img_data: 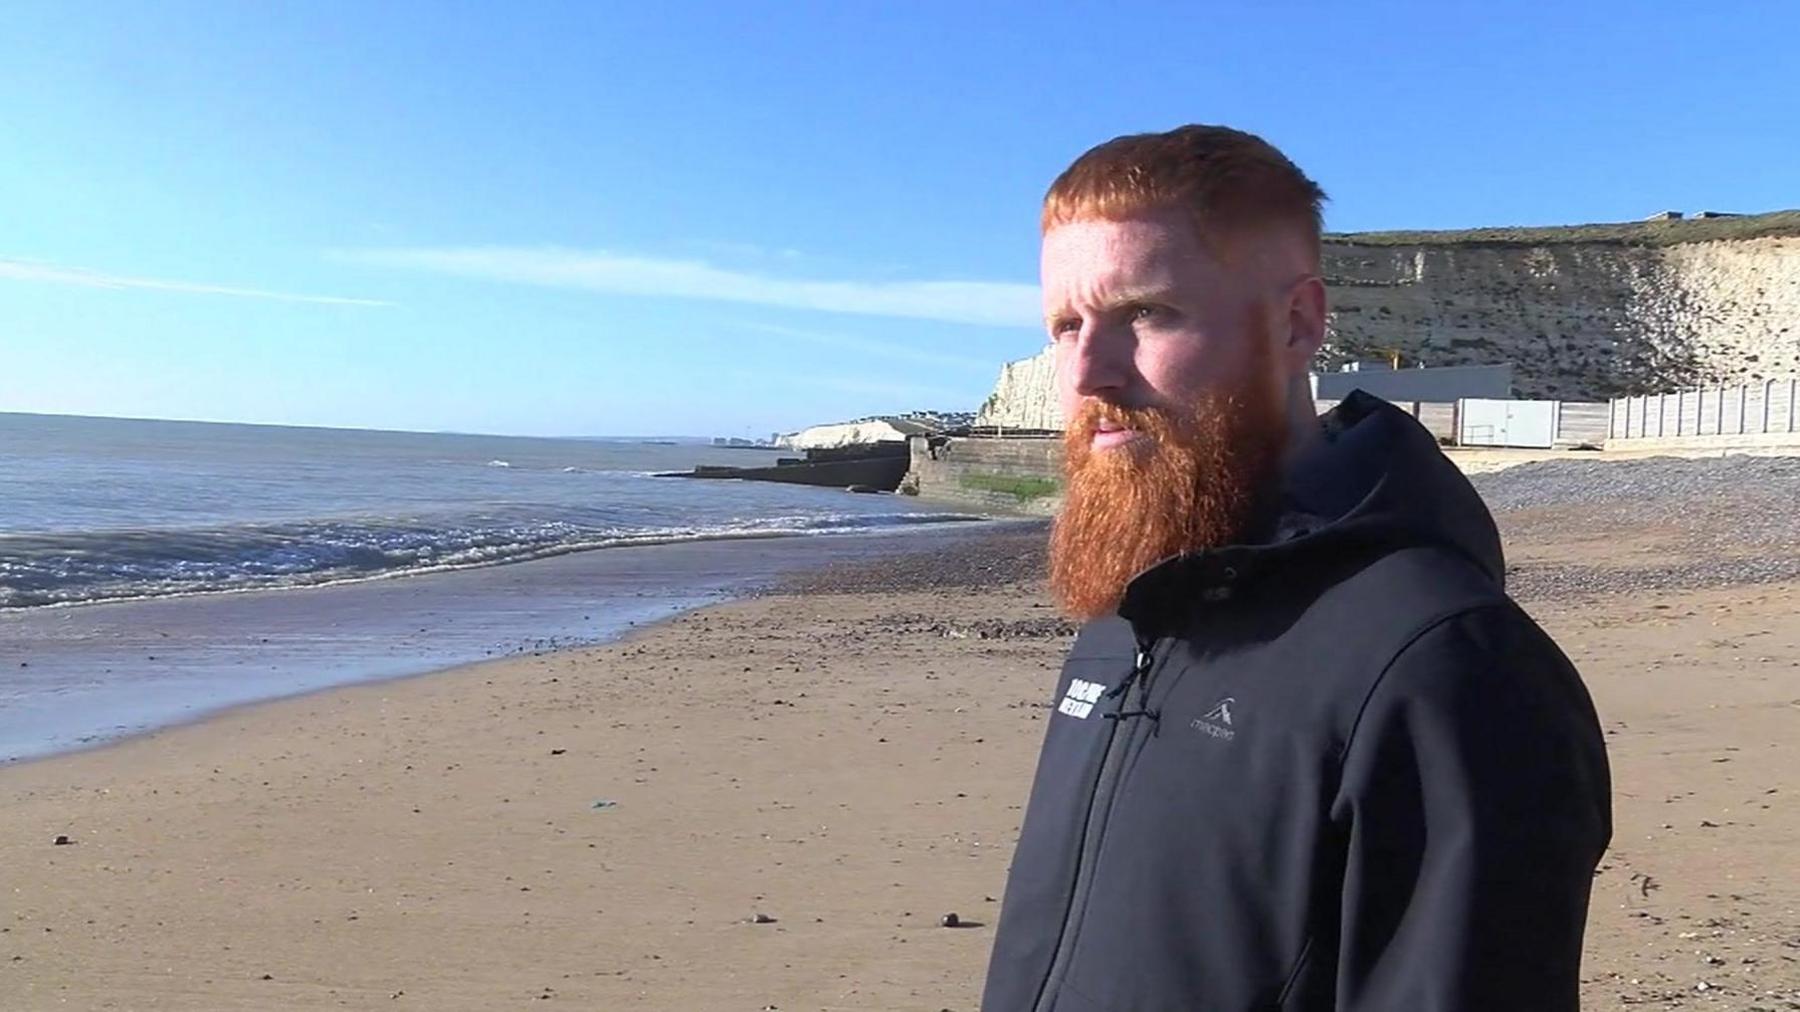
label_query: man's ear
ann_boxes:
[1284,274,1327,371]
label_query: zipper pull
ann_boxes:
[1134,645,1153,675]
[1105,645,1155,702]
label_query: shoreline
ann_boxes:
[2,521,1054,774]
[0,512,995,613]
[0,520,1032,765]
[0,596,705,775]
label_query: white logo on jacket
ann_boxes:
[1057,678,1107,719]
[1193,697,1236,740]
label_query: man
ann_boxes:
[981,126,1612,1011]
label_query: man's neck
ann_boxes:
[1280,375,1325,469]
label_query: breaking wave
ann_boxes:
[0,509,986,609]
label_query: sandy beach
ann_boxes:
[4,473,1799,1009]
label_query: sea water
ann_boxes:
[0,412,990,760]
[0,412,977,608]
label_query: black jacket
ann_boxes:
[982,393,1612,1012]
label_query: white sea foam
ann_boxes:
[0,510,991,609]
[0,413,995,612]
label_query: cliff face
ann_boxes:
[1324,235,1800,399]
[976,215,1800,424]
[976,348,1062,429]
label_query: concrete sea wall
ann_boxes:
[902,435,1063,516]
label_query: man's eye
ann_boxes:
[1050,319,1081,339]
[1130,304,1161,322]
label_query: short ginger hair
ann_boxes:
[1042,125,1327,266]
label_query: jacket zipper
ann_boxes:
[1028,640,1158,1012]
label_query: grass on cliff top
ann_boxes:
[1331,209,1800,248]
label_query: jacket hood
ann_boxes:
[1120,391,1504,627]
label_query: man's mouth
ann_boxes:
[1091,419,1143,450]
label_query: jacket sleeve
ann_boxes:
[1330,605,1612,1012]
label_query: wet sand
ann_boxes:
[0,524,1014,763]
[2,522,1797,1008]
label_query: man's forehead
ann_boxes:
[1040,215,1212,301]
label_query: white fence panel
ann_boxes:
[1607,376,1800,446]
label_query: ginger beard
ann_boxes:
[1049,360,1286,621]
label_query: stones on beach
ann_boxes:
[866,614,1078,642]
[939,912,961,928]
[1476,456,1800,602]
[51,834,73,846]
[549,748,566,755]
[749,912,777,924]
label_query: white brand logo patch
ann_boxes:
[1057,678,1107,719]
[1192,697,1236,741]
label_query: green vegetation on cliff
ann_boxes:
[959,472,1061,502]
[1332,209,1800,248]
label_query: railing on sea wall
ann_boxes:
[1609,377,1800,443]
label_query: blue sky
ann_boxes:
[3,2,1795,437]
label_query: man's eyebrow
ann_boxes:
[1101,286,1181,307]
[1044,286,1182,323]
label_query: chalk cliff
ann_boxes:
[976,349,1061,430]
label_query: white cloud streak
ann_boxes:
[0,258,392,307]
[338,246,1039,328]
[737,321,1002,373]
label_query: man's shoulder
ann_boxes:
[1210,543,1542,733]
[1293,542,1516,664]
[1343,541,1507,611]
[1332,553,1593,758]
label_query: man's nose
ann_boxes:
[1066,323,1134,399]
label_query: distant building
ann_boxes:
[1312,362,1514,402]
[903,409,977,430]
[1645,210,1684,221]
